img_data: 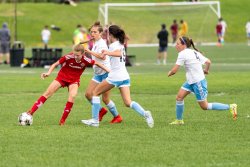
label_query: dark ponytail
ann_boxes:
[180,36,201,53]
[108,25,126,44]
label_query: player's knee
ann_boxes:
[176,96,183,101]
[102,97,109,104]
[200,105,208,110]
[85,92,92,100]
[124,100,132,107]
[124,102,130,107]
[92,90,101,96]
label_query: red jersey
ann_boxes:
[56,53,95,83]
[216,24,222,34]
[170,23,178,35]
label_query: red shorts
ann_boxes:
[55,78,80,88]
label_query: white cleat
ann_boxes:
[81,119,99,127]
[145,111,154,128]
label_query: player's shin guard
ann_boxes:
[28,96,47,115]
[176,100,184,120]
[207,103,230,110]
[60,101,74,125]
[107,100,119,117]
[130,101,145,117]
[92,96,101,121]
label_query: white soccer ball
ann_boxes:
[18,112,33,126]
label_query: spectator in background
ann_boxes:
[0,22,11,64]
[216,20,223,46]
[41,25,51,49]
[245,20,250,46]
[59,0,77,7]
[170,19,178,44]
[157,24,169,65]
[102,24,109,45]
[79,27,89,49]
[73,24,82,45]
[179,19,188,37]
[219,17,227,44]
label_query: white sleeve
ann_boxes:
[96,42,108,54]
[176,52,185,66]
[197,52,208,65]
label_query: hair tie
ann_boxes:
[180,37,187,45]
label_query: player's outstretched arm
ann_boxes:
[41,61,60,79]
[203,59,211,75]
[85,48,105,60]
[168,64,180,77]
[102,49,121,57]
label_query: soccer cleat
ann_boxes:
[230,104,237,120]
[99,107,108,121]
[169,119,184,125]
[110,115,123,124]
[145,111,154,128]
[81,119,99,127]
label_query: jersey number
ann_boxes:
[194,51,200,61]
[120,48,126,62]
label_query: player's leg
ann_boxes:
[157,48,162,65]
[5,53,10,64]
[193,79,237,119]
[198,100,237,120]
[0,44,4,64]
[170,81,192,125]
[119,85,154,128]
[4,44,10,64]
[28,80,61,115]
[102,91,122,123]
[81,80,114,127]
[163,48,167,65]
[86,74,111,121]
[59,83,78,125]
[170,88,190,125]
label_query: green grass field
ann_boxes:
[0,0,249,47]
[1,45,250,167]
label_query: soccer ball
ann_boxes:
[18,112,33,126]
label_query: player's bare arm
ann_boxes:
[168,64,180,77]
[102,49,121,57]
[41,61,60,79]
[203,59,211,74]
[85,48,105,60]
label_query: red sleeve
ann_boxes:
[59,55,66,64]
[83,56,95,66]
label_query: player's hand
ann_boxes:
[203,69,209,75]
[84,48,90,53]
[101,50,108,55]
[100,53,106,60]
[41,73,49,80]
[168,71,173,77]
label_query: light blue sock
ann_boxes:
[207,103,229,110]
[92,96,101,121]
[176,100,184,120]
[130,101,145,117]
[107,100,118,117]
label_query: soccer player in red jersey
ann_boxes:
[216,21,223,46]
[23,44,110,125]
[170,19,178,44]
